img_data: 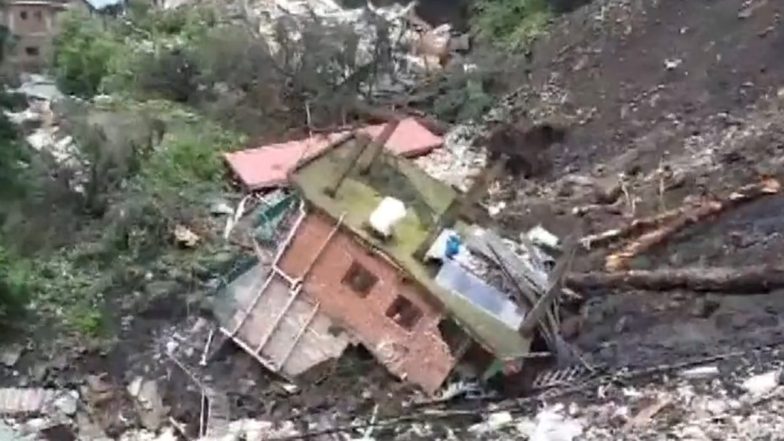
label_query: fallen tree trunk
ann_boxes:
[605,177,781,271]
[567,266,784,294]
[580,208,682,249]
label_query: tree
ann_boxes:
[53,12,120,97]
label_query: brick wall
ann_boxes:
[278,212,457,393]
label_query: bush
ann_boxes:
[54,12,123,97]
[472,0,552,48]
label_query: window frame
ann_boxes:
[385,295,422,330]
[341,260,378,297]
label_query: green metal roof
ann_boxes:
[290,138,531,360]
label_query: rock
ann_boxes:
[679,365,720,380]
[209,199,235,216]
[527,405,583,441]
[742,370,781,396]
[127,377,143,398]
[664,58,683,71]
[592,176,622,204]
[469,411,514,433]
[133,379,167,431]
[53,390,79,416]
[0,345,25,368]
[173,224,199,248]
[28,363,48,382]
[690,297,720,318]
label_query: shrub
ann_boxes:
[472,0,552,48]
[54,12,123,97]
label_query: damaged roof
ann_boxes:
[224,118,443,190]
[290,137,531,360]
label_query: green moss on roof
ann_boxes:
[291,139,531,360]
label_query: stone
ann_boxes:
[592,176,622,204]
[53,390,79,416]
[742,370,781,397]
[134,379,167,431]
[0,345,24,368]
[127,377,143,398]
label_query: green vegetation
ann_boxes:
[472,0,553,48]
[3,7,253,339]
[0,246,31,331]
[54,14,123,97]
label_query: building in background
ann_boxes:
[0,0,124,71]
[0,0,69,70]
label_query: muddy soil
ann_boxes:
[495,0,784,372]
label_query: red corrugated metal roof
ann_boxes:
[224,118,443,191]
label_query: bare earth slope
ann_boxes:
[493,0,784,389]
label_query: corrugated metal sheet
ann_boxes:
[224,118,443,191]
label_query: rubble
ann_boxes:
[742,370,781,397]
[52,391,79,416]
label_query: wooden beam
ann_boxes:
[324,133,373,197]
[358,120,400,174]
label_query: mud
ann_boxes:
[495,0,784,376]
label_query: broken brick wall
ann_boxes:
[278,212,457,393]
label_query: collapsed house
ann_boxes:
[215,123,564,394]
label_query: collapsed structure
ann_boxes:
[215,122,566,393]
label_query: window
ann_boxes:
[438,319,470,356]
[341,261,377,297]
[19,10,28,20]
[34,10,43,21]
[386,296,422,330]
[24,47,39,57]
